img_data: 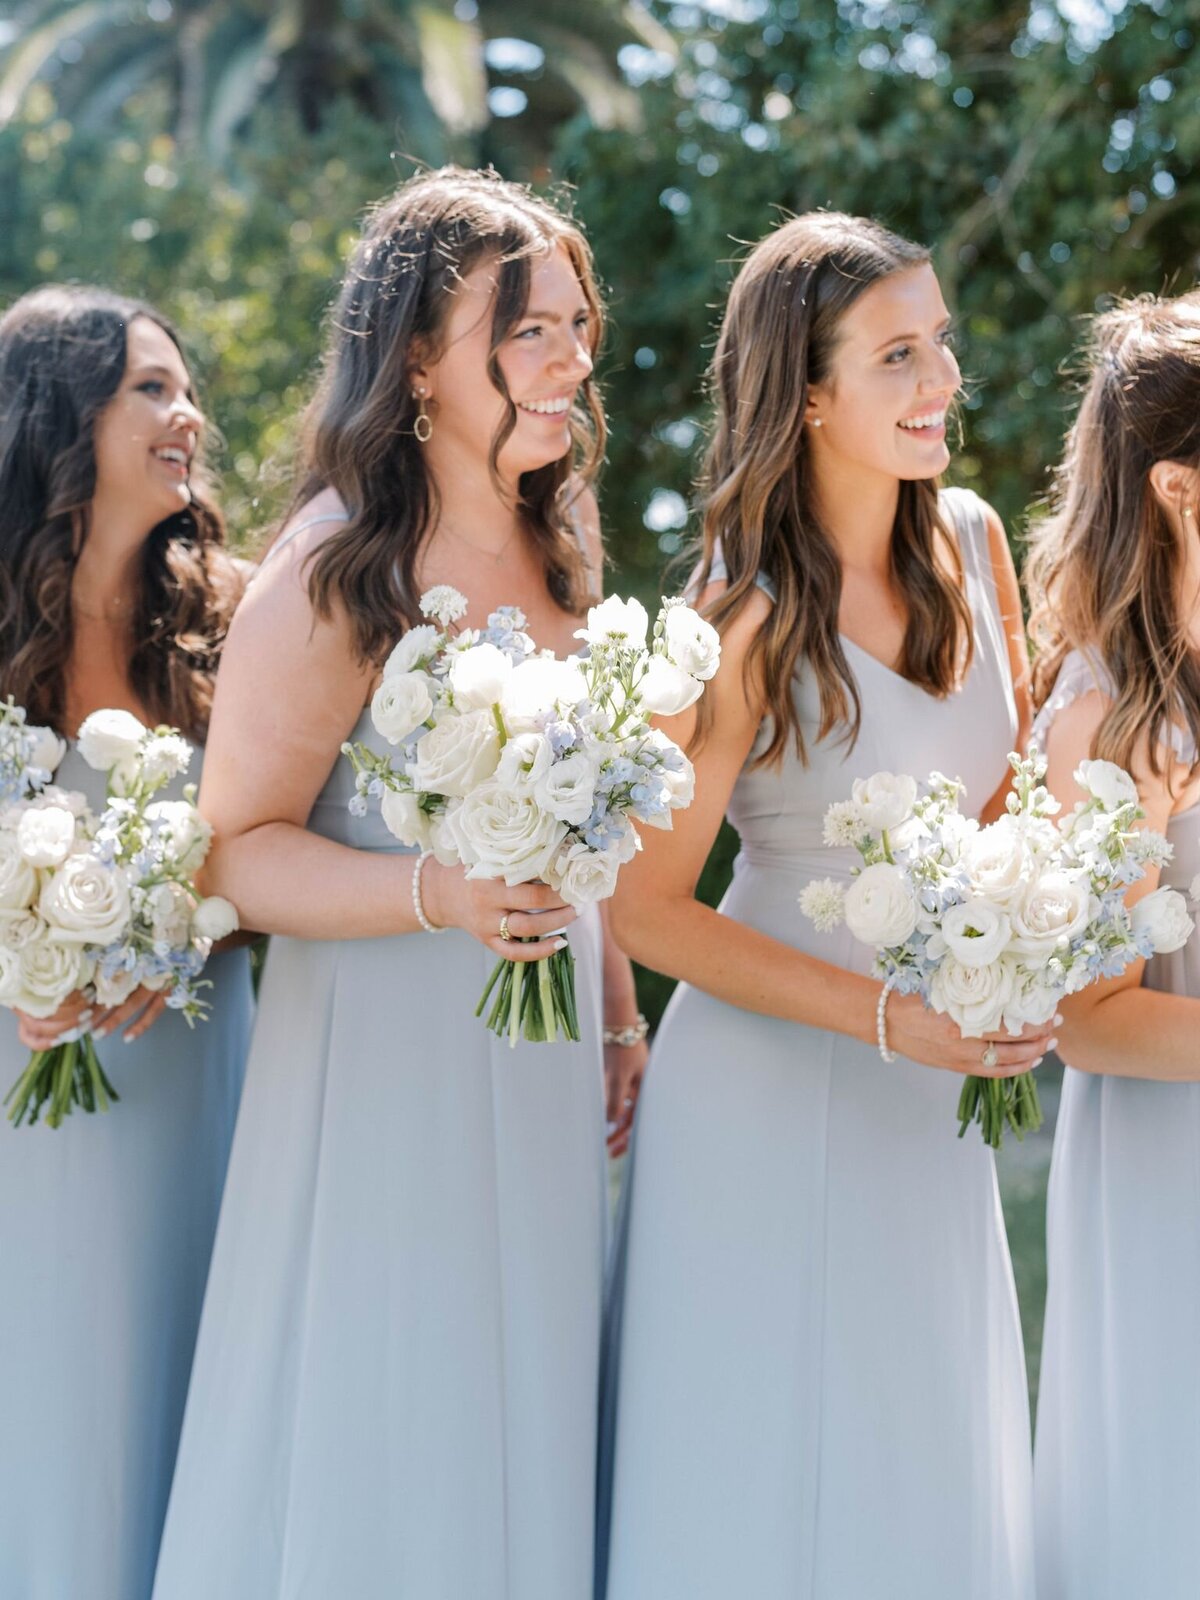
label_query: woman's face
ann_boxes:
[807,262,960,483]
[418,243,595,484]
[91,316,204,525]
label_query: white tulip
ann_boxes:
[1132,887,1195,955]
[501,657,588,732]
[1076,758,1139,811]
[76,708,146,771]
[851,772,918,833]
[638,656,703,718]
[662,604,721,680]
[575,595,650,649]
[449,642,512,710]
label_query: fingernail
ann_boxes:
[553,938,568,951]
[1033,1056,1044,1068]
[79,1009,94,1027]
[1048,1037,1059,1051]
[1054,1012,1064,1026]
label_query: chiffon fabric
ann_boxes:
[1034,649,1200,1600]
[0,745,252,1600]
[152,705,608,1600]
[598,488,1035,1600]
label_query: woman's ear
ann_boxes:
[1148,458,1200,520]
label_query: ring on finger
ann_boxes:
[981,1043,998,1070]
[499,913,512,943]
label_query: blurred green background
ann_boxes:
[3,0,1194,1406]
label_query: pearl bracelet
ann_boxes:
[411,850,444,935]
[603,1013,649,1048]
[876,975,898,1063]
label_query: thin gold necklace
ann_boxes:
[439,518,520,565]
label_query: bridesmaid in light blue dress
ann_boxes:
[599,215,1053,1599]
[0,287,252,1600]
[1028,292,1200,1600]
[152,169,645,1600]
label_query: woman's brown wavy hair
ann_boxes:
[290,166,606,664]
[1027,291,1200,781]
[693,211,972,768]
[0,284,241,741]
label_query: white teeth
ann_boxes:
[898,412,945,431]
[153,447,188,465]
[518,397,571,416]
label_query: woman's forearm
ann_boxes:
[599,902,642,1026]
[1057,985,1200,1081]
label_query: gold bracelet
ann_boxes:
[603,1013,649,1048]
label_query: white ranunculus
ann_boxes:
[501,657,588,732]
[533,750,597,826]
[495,733,553,795]
[843,862,919,948]
[76,708,146,772]
[26,725,66,775]
[929,956,1016,1039]
[963,816,1033,907]
[411,710,501,797]
[384,624,440,678]
[16,804,78,868]
[449,642,512,711]
[39,855,131,947]
[139,731,192,786]
[1008,871,1092,965]
[936,897,1013,969]
[146,800,212,872]
[451,780,568,886]
[1076,758,1139,811]
[371,672,434,745]
[0,830,39,911]
[545,839,622,906]
[93,965,140,1008]
[638,656,704,718]
[15,938,92,1018]
[1132,887,1195,955]
[192,895,239,942]
[148,881,194,948]
[850,772,919,833]
[379,789,432,850]
[575,594,650,649]
[662,604,721,680]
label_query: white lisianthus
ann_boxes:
[1132,887,1195,954]
[411,710,501,797]
[148,881,194,948]
[380,788,432,850]
[533,750,597,826]
[139,731,192,786]
[935,897,1013,970]
[496,732,553,795]
[929,956,1015,1038]
[963,816,1034,907]
[39,855,131,946]
[1076,758,1139,811]
[371,672,434,745]
[843,862,919,947]
[575,595,649,649]
[384,625,441,677]
[799,878,847,933]
[638,656,704,717]
[501,657,588,732]
[93,965,141,1008]
[662,604,721,680]
[16,804,77,868]
[15,939,92,1018]
[146,800,212,873]
[26,725,66,775]
[449,642,512,710]
[192,895,239,942]
[1008,871,1092,965]
[545,839,622,906]
[77,708,146,772]
[850,772,918,832]
[451,780,568,886]
[419,585,469,627]
[0,830,39,911]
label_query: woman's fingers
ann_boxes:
[121,992,168,1042]
[495,907,574,941]
[93,987,169,1042]
[486,932,569,963]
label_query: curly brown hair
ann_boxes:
[0,284,243,741]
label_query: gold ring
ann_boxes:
[981,1043,998,1070]
[499,914,512,942]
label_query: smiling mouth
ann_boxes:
[897,411,947,434]
[152,445,191,475]
[517,396,573,417]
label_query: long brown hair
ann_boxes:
[294,166,606,666]
[1027,292,1200,780]
[0,285,242,741]
[694,211,972,768]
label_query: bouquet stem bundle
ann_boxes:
[476,943,579,1044]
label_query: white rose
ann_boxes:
[0,829,39,911]
[545,839,622,906]
[26,725,66,775]
[379,789,432,850]
[935,897,1013,970]
[451,780,568,886]
[146,800,212,873]
[139,731,192,786]
[411,710,501,797]
[929,957,1015,1039]
[449,642,512,710]
[638,656,704,718]
[427,804,463,868]
[1076,758,1139,811]
[662,604,721,680]
[192,895,239,942]
[495,733,553,795]
[371,672,434,745]
[1132,887,1195,955]
[575,594,649,649]
[1003,971,1061,1032]
[963,816,1034,907]
[39,855,131,947]
[17,804,78,868]
[384,624,440,677]
[1008,871,1092,965]
[93,964,140,1008]
[76,708,147,771]
[0,910,45,950]
[850,772,919,833]
[15,938,92,1018]
[532,750,598,826]
[500,657,588,732]
[843,862,919,948]
[0,944,23,1005]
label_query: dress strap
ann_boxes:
[1034,647,1200,767]
[257,511,350,572]
[690,538,777,602]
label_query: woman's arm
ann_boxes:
[608,585,1053,1077]
[1041,688,1200,1080]
[980,500,1034,823]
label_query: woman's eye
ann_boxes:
[884,346,911,365]
[516,325,542,340]
[138,380,165,395]
[939,327,956,347]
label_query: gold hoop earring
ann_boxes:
[413,392,433,444]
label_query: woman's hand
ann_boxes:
[421,860,578,960]
[16,985,170,1050]
[605,1037,648,1159]
[887,992,1059,1077]
[15,991,93,1052]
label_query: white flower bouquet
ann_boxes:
[801,750,1194,1147]
[345,585,719,1044]
[0,700,238,1128]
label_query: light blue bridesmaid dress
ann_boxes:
[0,742,252,1600]
[1034,650,1200,1600]
[598,489,1035,1600]
[152,523,609,1600]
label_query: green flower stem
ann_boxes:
[476,944,580,1047]
[3,1035,119,1130]
[957,1067,1044,1150]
